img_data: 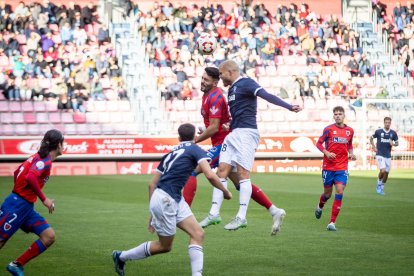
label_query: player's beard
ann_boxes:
[201,84,212,93]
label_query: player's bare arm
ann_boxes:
[348,150,357,161]
[199,160,232,200]
[369,136,377,152]
[195,118,220,143]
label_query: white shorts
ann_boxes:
[376,155,391,172]
[219,128,260,171]
[149,188,193,237]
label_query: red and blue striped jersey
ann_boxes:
[201,87,230,146]
[316,124,354,171]
[13,153,52,203]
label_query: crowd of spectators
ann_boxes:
[0,0,127,113]
[130,1,378,103]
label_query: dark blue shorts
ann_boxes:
[322,170,349,187]
[0,193,50,241]
[207,144,222,169]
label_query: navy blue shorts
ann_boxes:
[0,193,50,241]
[322,170,348,187]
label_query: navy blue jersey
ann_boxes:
[227,77,261,130]
[156,142,210,202]
[372,128,399,158]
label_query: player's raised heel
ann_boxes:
[112,250,125,276]
[199,214,221,228]
[271,209,286,236]
[315,206,323,219]
[326,222,337,231]
[224,217,247,231]
[6,262,24,276]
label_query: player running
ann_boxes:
[112,123,232,276]
[183,66,291,235]
[315,106,356,231]
[0,129,64,276]
[369,117,399,195]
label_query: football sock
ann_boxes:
[251,184,273,209]
[330,194,343,223]
[188,244,203,276]
[183,174,198,207]
[236,179,252,219]
[120,241,151,261]
[268,205,279,216]
[318,194,329,209]
[209,178,227,216]
[377,179,383,185]
[16,239,47,266]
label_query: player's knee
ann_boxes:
[159,244,172,253]
[194,228,205,243]
[40,228,56,247]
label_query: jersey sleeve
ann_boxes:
[156,155,168,174]
[193,145,210,164]
[247,78,263,96]
[348,129,354,151]
[316,127,329,152]
[371,129,378,139]
[392,130,399,142]
[208,94,225,119]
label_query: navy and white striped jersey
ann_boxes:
[156,142,210,202]
[372,128,399,158]
[227,77,261,130]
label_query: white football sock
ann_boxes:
[377,179,383,185]
[268,205,279,216]
[236,179,252,220]
[188,244,203,276]
[209,178,227,216]
[120,241,151,261]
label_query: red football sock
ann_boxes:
[183,175,197,207]
[16,239,47,266]
[318,194,329,209]
[250,184,273,209]
[330,194,343,223]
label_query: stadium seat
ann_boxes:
[49,112,61,124]
[21,101,34,112]
[101,124,114,134]
[0,101,8,112]
[73,113,86,123]
[33,101,46,112]
[172,100,185,111]
[12,113,24,123]
[109,112,123,123]
[89,124,102,135]
[24,113,37,124]
[9,102,21,112]
[64,124,77,135]
[94,101,107,112]
[0,124,14,136]
[97,112,110,123]
[14,124,27,135]
[60,112,74,124]
[86,112,98,123]
[36,113,49,124]
[107,101,119,112]
[45,102,58,112]
[118,101,130,111]
[27,124,41,136]
[76,124,90,135]
[184,100,197,111]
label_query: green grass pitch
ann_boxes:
[0,170,413,275]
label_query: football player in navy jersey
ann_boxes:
[112,123,232,276]
[216,60,302,231]
[369,117,399,195]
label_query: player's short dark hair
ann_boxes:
[178,123,196,142]
[38,129,64,158]
[333,106,345,113]
[205,67,220,80]
[384,117,392,122]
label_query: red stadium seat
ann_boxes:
[73,112,86,123]
[23,113,37,124]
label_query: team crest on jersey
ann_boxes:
[381,133,384,137]
[346,130,351,136]
[36,161,45,170]
[210,106,219,115]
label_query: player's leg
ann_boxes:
[315,170,334,219]
[376,156,386,193]
[8,210,53,274]
[199,162,232,228]
[380,158,391,194]
[113,189,177,275]
[178,215,204,276]
[327,171,348,231]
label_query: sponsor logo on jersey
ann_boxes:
[333,137,348,143]
[380,138,391,143]
[210,106,219,115]
[228,94,235,101]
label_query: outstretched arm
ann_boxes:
[256,90,302,112]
